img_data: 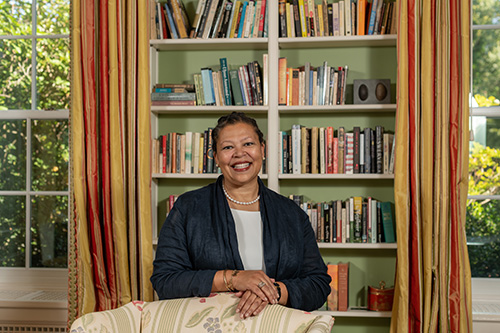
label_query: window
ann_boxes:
[0,0,69,275]
[468,0,500,287]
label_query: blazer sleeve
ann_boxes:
[150,202,217,299]
[280,214,331,311]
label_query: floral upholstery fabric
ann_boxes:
[70,292,334,333]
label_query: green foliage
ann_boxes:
[472,0,500,99]
[467,142,500,277]
[0,0,69,268]
[0,0,69,110]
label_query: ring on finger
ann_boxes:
[257,281,266,288]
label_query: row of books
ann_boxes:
[153,130,267,174]
[279,0,397,38]
[280,125,394,175]
[325,262,349,311]
[152,0,191,39]
[279,59,348,106]
[291,195,395,243]
[151,0,269,40]
[151,56,268,107]
[192,0,269,39]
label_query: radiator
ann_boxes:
[0,325,66,333]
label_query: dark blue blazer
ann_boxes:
[151,176,331,311]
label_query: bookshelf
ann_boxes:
[150,1,397,332]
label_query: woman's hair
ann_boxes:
[212,112,264,153]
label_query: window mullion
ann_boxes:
[26,118,32,268]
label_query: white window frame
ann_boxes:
[0,0,69,290]
[469,16,500,300]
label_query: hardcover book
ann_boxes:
[327,264,339,311]
[338,262,349,311]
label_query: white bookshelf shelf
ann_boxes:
[152,173,268,180]
[151,105,268,114]
[314,309,392,318]
[279,35,397,49]
[150,38,269,51]
[279,174,394,180]
[317,243,397,249]
[278,104,396,113]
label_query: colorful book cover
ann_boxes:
[327,264,339,311]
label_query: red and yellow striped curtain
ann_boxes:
[69,0,154,325]
[391,0,472,332]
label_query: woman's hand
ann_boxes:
[234,290,269,319]
[232,270,279,304]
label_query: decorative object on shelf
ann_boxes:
[353,79,391,104]
[367,281,394,311]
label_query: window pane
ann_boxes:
[0,39,32,110]
[31,195,67,268]
[473,0,500,26]
[0,1,32,35]
[472,29,500,105]
[36,38,70,110]
[32,119,69,191]
[467,199,500,278]
[0,195,26,267]
[0,120,26,190]
[37,0,70,35]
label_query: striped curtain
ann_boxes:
[391,0,472,332]
[69,0,154,325]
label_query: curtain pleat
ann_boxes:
[69,0,154,326]
[391,1,472,332]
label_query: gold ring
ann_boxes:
[258,281,266,288]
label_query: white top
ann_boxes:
[230,208,265,271]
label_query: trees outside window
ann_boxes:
[468,0,500,278]
[0,0,69,269]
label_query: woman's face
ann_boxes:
[214,122,265,187]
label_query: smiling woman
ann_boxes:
[151,112,331,319]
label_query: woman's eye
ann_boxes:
[244,142,254,146]
[222,145,232,150]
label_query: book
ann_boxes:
[227,1,241,38]
[151,100,196,106]
[357,0,367,35]
[380,201,396,243]
[371,198,378,243]
[219,58,232,105]
[229,69,244,105]
[326,126,334,173]
[278,57,287,105]
[375,125,384,173]
[191,0,207,38]
[353,126,360,173]
[367,0,379,35]
[319,127,326,174]
[169,0,190,38]
[151,92,196,101]
[200,68,216,105]
[311,126,319,174]
[292,124,301,174]
[327,264,339,311]
[338,262,349,311]
[353,196,362,242]
[155,83,195,90]
[344,0,352,35]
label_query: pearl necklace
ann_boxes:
[222,184,260,205]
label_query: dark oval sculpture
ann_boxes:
[359,84,368,101]
[375,83,388,101]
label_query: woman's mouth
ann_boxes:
[232,162,251,171]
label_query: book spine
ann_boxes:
[381,202,396,242]
[327,264,339,311]
[376,125,384,173]
[200,68,216,105]
[338,262,349,311]
[219,57,233,105]
[353,126,360,173]
[353,196,362,242]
